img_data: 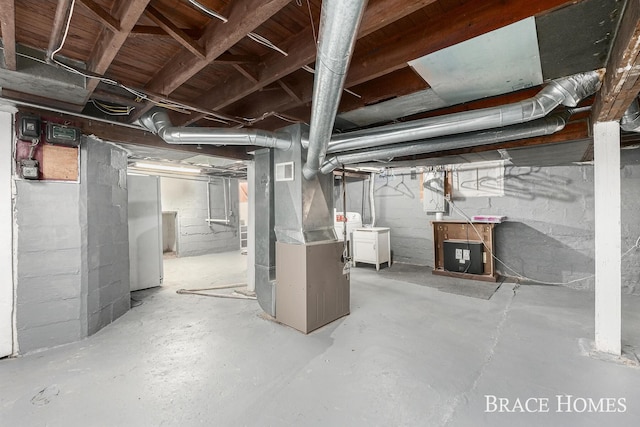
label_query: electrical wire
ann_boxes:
[187,0,228,22]
[90,99,134,116]
[306,0,317,43]
[45,0,247,126]
[247,32,288,56]
[447,198,640,287]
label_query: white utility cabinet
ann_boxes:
[352,227,391,271]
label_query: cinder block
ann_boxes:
[17,297,81,330]
[18,320,83,353]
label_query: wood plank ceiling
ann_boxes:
[0,0,638,164]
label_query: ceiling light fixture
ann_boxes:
[187,0,228,22]
[133,162,202,174]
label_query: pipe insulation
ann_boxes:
[320,114,570,174]
[139,110,293,150]
[302,0,368,180]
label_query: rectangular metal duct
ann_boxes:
[253,148,277,316]
[274,125,337,244]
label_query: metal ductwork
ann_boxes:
[320,114,570,174]
[621,97,640,132]
[302,70,602,155]
[301,0,368,180]
[139,110,293,150]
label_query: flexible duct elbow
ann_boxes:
[621,97,640,132]
[325,70,602,154]
[139,110,292,150]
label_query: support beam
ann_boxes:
[592,0,640,121]
[0,110,15,357]
[180,0,439,125]
[84,0,151,99]
[77,0,121,33]
[144,6,205,59]
[145,0,290,96]
[233,64,259,84]
[593,121,621,356]
[130,25,202,39]
[185,0,574,126]
[47,0,74,60]
[0,0,16,70]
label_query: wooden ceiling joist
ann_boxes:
[0,0,17,70]
[130,25,202,39]
[179,0,440,125]
[47,0,74,59]
[592,0,640,122]
[77,0,121,33]
[84,0,151,98]
[277,79,303,104]
[204,0,576,129]
[144,5,205,59]
[145,0,291,96]
[233,64,259,84]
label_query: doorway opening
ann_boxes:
[162,211,178,258]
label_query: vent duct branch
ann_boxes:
[301,0,368,180]
[320,114,570,174]
[139,110,293,150]
[301,70,602,157]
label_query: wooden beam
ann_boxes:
[592,0,640,121]
[206,0,578,127]
[130,25,202,39]
[233,64,259,84]
[0,0,16,70]
[1,88,85,112]
[47,0,74,60]
[183,0,439,124]
[14,106,251,161]
[277,79,303,104]
[216,53,261,64]
[145,0,291,96]
[77,0,120,33]
[85,0,150,98]
[345,0,577,87]
[144,6,205,59]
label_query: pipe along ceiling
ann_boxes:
[138,1,604,177]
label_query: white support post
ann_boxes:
[593,121,622,355]
[0,111,15,357]
[246,162,255,293]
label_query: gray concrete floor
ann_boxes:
[1,251,640,426]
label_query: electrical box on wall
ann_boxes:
[14,114,82,182]
[45,123,81,147]
[18,116,41,141]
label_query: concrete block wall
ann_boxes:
[13,137,130,353]
[15,181,83,351]
[340,150,640,295]
[81,138,130,335]
[621,149,640,295]
[161,177,239,257]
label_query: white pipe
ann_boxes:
[206,177,230,225]
[369,172,376,227]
